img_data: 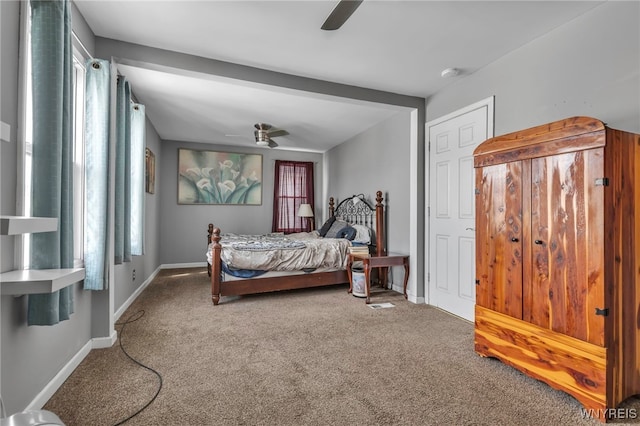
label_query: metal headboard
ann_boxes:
[331,194,376,229]
[328,191,385,256]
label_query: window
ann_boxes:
[71,52,87,266]
[272,161,314,233]
[20,2,87,269]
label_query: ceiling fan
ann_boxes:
[227,123,289,148]
[321,0,363,30]
[254,123,288,148]
[225,123,289,148]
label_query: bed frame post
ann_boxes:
[329,197,335,217]
[375,191,385,256]
[210,227,222,305]
[207,223,214,277]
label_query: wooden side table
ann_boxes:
[347,252,410,304]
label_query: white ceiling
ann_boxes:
[74,0,604,152]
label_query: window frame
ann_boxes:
[272,161,315,234]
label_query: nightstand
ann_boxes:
[347,252,410,304]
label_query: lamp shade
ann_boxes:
[297,203,314,218]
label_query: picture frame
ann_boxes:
[145,148,155,194]
[177,148,262,205]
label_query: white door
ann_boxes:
[427,100,493,321]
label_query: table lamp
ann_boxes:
[297,203,314,231]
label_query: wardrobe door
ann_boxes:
[528,148,605,346]
[475,161,524,318]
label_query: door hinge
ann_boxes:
[474,188,480,195]
[595,178,609,186]
[475,279,480,286]
[427,272,430,282]
[595,307,609,316]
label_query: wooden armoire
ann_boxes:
[473,117,640,422]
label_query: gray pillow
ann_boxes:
[324,219,349,238]
[318,216,336,237]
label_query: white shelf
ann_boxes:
[0,268,85,296]
[0,216,58,235]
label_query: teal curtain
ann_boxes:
[28,0,74,325]
[84,66,144,288]
[130,104,146,255]
[115,77,132,264]
[83,59,111,291]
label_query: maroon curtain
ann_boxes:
[272,160,314,233]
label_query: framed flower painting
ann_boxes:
[177,148,262,205]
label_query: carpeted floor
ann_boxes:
[44,268,639,425]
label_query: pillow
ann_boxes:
[318,216,336,237]
[336,225,357,240]
[351,224,371,244]
[324,219,349,238]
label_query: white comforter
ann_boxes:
[207,231,352,271]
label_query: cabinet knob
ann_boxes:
[511,237,519,242]
[534,239,544,245]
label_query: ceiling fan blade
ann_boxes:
[321,0,363,31]
[267,129,289,138]
[267,139,279,148]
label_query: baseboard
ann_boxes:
[91,329,118,349]
[390,283,425,304]
[161,262,207,269]
[25,340,92,411]
[114,265,161,322]
[25,266,163,411]
[408,294,425,304]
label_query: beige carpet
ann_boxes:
[44,268,639,425]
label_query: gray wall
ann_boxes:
[326,111,412,258]
[1,2,90,414]
[114,119,163,311]
[159,140,323,264]
[426,1,640,134]
[0,2,163,414]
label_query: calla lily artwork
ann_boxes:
[178,148,262,205]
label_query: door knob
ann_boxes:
[511,237,519,242]
[534,239,544,245]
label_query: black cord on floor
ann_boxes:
[112,310,163,426]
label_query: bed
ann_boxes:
[206,191,385,305]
